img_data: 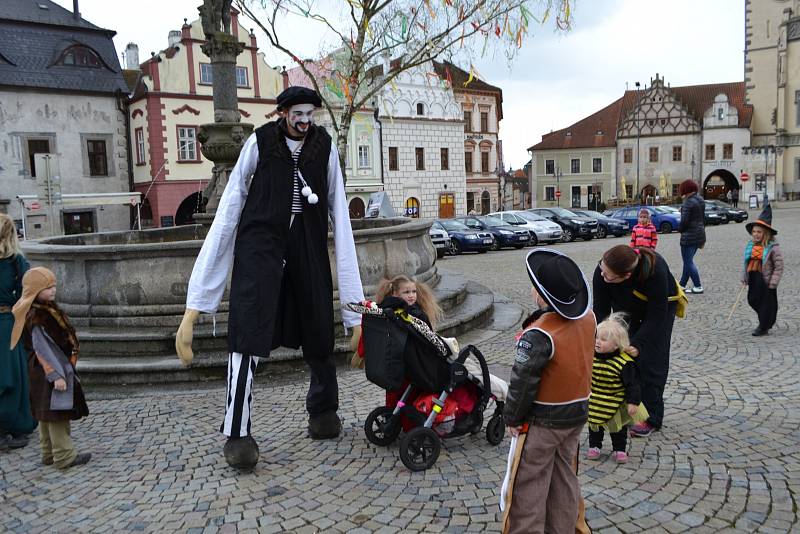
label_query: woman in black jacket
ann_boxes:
[678,179,706,293]
[593,245,677,437]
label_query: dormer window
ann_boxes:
[717,108,725,120]
[58,45,101,68]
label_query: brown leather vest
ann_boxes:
[529,311,595,404]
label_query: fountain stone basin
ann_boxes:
[21,217,438,362]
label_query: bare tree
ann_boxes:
[236,0,572,179]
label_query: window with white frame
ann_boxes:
[545,159,555,175]
[357,145,370,168]
[135,127,145,165]
[200,63,213,84]
[235,67,248,87]
[178,127,197,161]
[570,158,580,174]
[544,186,556,201]
[592,157,602,173]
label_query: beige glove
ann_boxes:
[176,309,200,366]
[349,325,363,369]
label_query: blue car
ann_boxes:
[436,219,493,255]
[604,205,681,234]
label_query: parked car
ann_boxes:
[604,205,681,234]
[429,221,451,258]
[488,210,562,245]
[527,207,599,242]
[436,219,493,255]
[570,209,629,238]
[705,199,748,223]
[454,215,531,250]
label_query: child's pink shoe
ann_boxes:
[612,451,628,463]
[586,447,601,460]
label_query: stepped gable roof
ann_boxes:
[620,81,752,128]
[529,97,623,151]
[0,0,126,94]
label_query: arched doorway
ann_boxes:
[349,197,365,219]
[641,184,656,204]
[480,191,491,214]
[175,192,203,226]
[703,169,739,201]
[404,197,420,218]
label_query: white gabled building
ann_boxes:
[374,60,467,219]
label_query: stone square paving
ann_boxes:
[1,207,798,533]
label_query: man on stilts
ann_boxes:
[176,86,364,469]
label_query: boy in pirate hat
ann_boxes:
[741,203,783,336]
[500,249,595,534]
[175,86,364,469]
[10,267,90,469]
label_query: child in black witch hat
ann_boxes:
[741,203,783,336]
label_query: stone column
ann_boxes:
[193,9,254,225]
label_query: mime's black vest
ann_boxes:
[227,121,333,356]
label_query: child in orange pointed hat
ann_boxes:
[741,203,783,336]
[10,267,90,469]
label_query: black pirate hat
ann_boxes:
[276,86,322,111]
[525,249,591,320]
[746,202,777,235]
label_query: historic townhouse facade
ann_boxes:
[435,61,503,214]
[376,61,467,219]
[745,0,800,200]
[0,0,131,238]
[529,98,621,209]
[127,10,282,227]
[529,75,753,207]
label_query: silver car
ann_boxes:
[429,221,451,258]
[489,210,563,245]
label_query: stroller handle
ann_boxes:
[456,345,493,413]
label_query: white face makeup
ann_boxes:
[285,104,315,136]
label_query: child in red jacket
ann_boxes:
[630,208,658,249]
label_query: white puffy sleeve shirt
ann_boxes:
[186,132,365,329]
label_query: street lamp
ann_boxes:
[552,165,562,206]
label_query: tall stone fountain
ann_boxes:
[20,2,495,386]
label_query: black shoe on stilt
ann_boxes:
[308,411,342,440]
[223,435,259,470]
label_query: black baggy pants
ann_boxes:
[588,426,628,452]
[748,271,778,331]
[221,214,338,438]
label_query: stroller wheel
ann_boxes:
[364,406,401,446]
[469,411,484,435]
[400,427,441,471]
[486,414,505,446]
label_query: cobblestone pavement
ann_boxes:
[1,208,798,533]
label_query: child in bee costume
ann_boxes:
[176,87,364,469]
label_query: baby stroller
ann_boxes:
[348,301,506,471]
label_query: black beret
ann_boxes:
[276,86,322,110]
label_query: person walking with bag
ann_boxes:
[678,179,706,293]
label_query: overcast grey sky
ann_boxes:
[55,0,744,169]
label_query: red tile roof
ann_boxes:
[432,60,503,119]
[529,97,623,151]
[619,81,752,129]
[530,80,752,152]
